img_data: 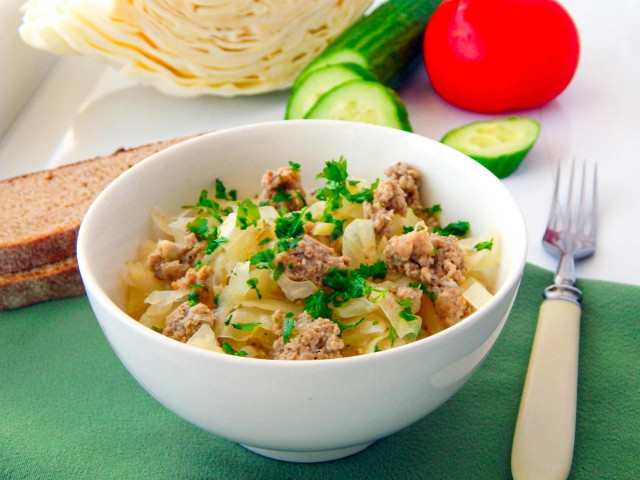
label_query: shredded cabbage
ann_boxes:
[342,219,377,266]
[277,275,317,301]
[186,325,223,353]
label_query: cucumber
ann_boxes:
[441,117,541,178]
[302,0,443,87]
[285,63,376,120]
[304,80,412,132]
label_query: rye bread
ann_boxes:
[0,137,188,275]
[0,135,194,310]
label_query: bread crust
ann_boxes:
[0,256,84,310]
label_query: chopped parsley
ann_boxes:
[474,238,494,251]
[374,345,381,352]
[322,261,387,306]
[389,325,398,346]
[433,248,439,256]
[188,291,199,307]
[214,179,237,201]
[182,189,231,223]
[402,225,415,234]
[225,314,233,326]
[369,288,389,303]
[296,191,307,206]
[236,198,261,229]
[283,313,295,345]
[232,322,262,331]
[272,185,292,203]
[214,294,220,305]
[186,217,228,254]
[397,297,419,322]
[151,326,163,333]
[433,221,470,237]
[289,161,301,171]
[332,317,365,334]
[327,216,347,242]
[246,278,262,299]
[192,260,211,270]
[273,208,307,252]
[249,249,275,269]
[422,204,442,216]
[315,157,379,214]
[189,283,204,289]
[186,217,209,236]
[303,290,333,319]
[221,341,248,357]
[258,237,272,246]
[273,263,285,281]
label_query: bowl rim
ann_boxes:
[77,119,528,367]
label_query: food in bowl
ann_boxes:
[125,157,499,360]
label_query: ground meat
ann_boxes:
[163,302,215,342]
[171,265,215,306]
[147,233,205,281]
[434,287,474,326]
[391,285,423,311]
[383,229,466,289]
[363,180,408,236]
[275,235,350,286]
[385,162,422,210]
[258,166,306,212]
[271,311,344,360]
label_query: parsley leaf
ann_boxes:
[228,189,237,201]
[182,189,228,223]
[236,198,261,229]
[221,341,248,356]
[289,161,301,171]
[272,185,292,203]
[187,217,209,236]
[193,260,211,270]
[250,249,275,269]
[332,317,365,333]
[374,345,381,352]
[402,225,415,234]
[272,263,285,281]
[389,325,397,346]
[246,278,262,299]
[151,326,163,333]
[303,290,333,319]
[274,209,307,239]
[315,157,379,214]
[396,297,419,322]
[322,261,387,305]
[433,221,470,237]
[283,313,295,345]
[232,322,262,331]
[258,237,272,246]
[474,238,494,251]
[186,217,228,254]
[422,204,442,216]
[225,314,233,326]
[408,282,438,302]
[356,261,387,280]
[188,291,199,307]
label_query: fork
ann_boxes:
[511,161,598,480]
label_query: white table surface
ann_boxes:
[1,0,639,286]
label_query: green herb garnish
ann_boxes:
[408,282,437,302]
[232,322,262,331]
[225,314,233,326]
[389,325,397,346]
[474,238,494,251]
[221,341,248,357]
[374,345,381,352]
[332,317,365,333]
[249,249,275,270]
[182,189,228,223]
[433,221,470,237]
[322,261,387,306]
[193,260,211,270]
[246,278,262,299]
[422,204,442,216]
[236,198,261,229]
[272,185,292,203]
[273,263,285,281]
[151,326,163,333]
[283,313,295,345]
[303,290,333,319]
[402,225,415,234]
[258,237,272,246]
[188,291,199,307]
[315,157,379,214]
[289,161,301,171]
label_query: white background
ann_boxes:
[1,0,639,285]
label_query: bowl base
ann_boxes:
[240,441,374,463]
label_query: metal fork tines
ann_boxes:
[542,160,598,303]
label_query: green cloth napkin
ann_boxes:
[1,264,638,479]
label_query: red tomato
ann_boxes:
[424,0,580,113]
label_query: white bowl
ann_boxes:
[77,120,527,463]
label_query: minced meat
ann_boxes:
[363,179,408,236]
[434,287,474,326]
[275,235,350,286]
[258,166,306,212]
[147,233,205,281]
[383,229,466,288]
[171,265,215,306]
[271,311,344,360]
[163,302,215,342]
[385,162,422,210]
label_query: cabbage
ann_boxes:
[240,299,303,314]
[186,324,223,353]
[167,216,191,242]
[378,294,422,340]
[307,201,326,220]
[462,278,493,310]
[342,219,377,267]
[277,275,317,301]
[144,289,187,307]
[334,297,377,318]
[311,222,335,236]
[20,0,372,96]
[215,261,250,318]
[139,303,173,330]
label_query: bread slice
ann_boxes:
[0,135,195,310]
[0,137,189,275]
[0,256,84,310]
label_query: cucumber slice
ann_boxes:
[286,63,376,120]
[441,117,541,178]
[304,80,412,132]
[302,0,443,86]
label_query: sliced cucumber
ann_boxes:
[302,0,443,86]
[286,63,376,120]
[441,117,541,178]
[304,80,412,132]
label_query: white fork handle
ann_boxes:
[511,299,581,480]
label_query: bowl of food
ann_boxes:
[77,120,526,463]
